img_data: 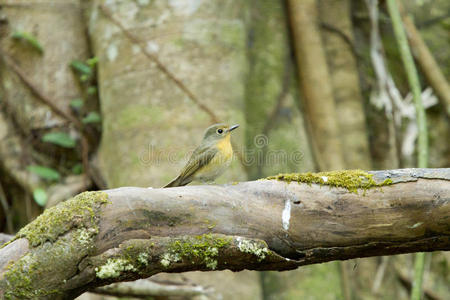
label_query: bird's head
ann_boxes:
[202,123,239,143]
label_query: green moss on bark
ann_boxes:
[267,170,393,193]
[160,234,231,270]
[1,192,109,298]
[15,191,109,247]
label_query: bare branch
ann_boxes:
[93,278,214,299]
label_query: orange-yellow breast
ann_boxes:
[195,134,233,182]
[215,134,233,160]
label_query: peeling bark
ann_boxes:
[0,168,448,299]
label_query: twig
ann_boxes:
[320,22,362,60]
[0,50,80,127]
[262,55,291,137]
[99,4,219,124]
[395,267,443,300]
[397,3,450,117]
[417,13,450,28]
[371,256,389,294]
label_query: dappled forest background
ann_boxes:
[0,0,449,299]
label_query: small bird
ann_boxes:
[163,123,239,188]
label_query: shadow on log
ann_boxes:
[0,168,449,299]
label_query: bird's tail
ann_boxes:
[162,175,191,188]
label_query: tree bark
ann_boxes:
[0,168,448,299]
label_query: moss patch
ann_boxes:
[160,234,231,270]
[267,170,393,194]
[3,224,99,299]
[15,191,109,247]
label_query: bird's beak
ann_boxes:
[228,124,239,132]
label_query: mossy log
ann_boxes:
[0,168,449,299]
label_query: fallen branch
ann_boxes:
[0,168,448,299]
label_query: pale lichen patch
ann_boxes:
[138,252,149,265]
[237,238,269,261]
[76,228,93,246]
[160,252,181,267]
[95,258,137,279]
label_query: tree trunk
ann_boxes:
[318,0,372,170]
[245,0,315,181]
[287,0,345,171]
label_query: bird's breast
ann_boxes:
[216,134,233,160]
[195,136,233,181]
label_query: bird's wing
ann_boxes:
[163,145,218,187]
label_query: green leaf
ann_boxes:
[12,31,44,54]
[70,60,92,75]
[72,163,83,175]
[86,56,98,67]
[33,188,48,207]
[27,165,60,181]
[70,98,84,109]
[82,112,101,124]
[87,86,97,95]
[42,132,76,148]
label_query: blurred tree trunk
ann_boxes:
[318,1,373,299]
[245,2,318,299]
[287,0,345,171]
[318,0,372,170]
[245,0,315,180]
[87,0,259,299]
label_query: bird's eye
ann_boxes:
[217,129,223,134]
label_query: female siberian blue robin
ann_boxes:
[163,124,239,187]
